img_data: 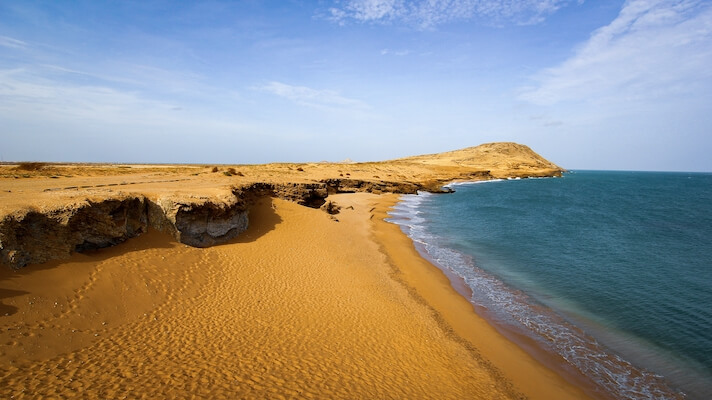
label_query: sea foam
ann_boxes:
[387,189,687,400]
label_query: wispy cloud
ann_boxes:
[529,114,564,127]
[0,35,28,49]
[0,66,261,156]
[519,0,712,106]
[327,0,579,28]
[0,68,183,124]
[259,81,369,110]
[380,48,411,56]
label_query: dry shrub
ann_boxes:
[211,167,218,173]
[296,167,304,172]
[323,201,341,215]
[222,168,243,177]
[15,162,47,171]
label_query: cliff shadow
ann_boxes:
[218,196,282,246]
[0,287,25,316]
[0,199,280,316]
[0,260,61,317]
[0,228,178,317]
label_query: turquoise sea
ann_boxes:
[387,171,712,399]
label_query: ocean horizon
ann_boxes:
[388,170,712,400]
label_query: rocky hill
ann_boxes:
[0,142,564,269]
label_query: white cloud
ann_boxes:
[328,0,578,28]
[332,0,404,22]
[529,114,564,127]
[0,66,253,139]
[0,68,181,125]
[380,48,411,56]
[0,35,28,49]
[0,66,265,163]
[519,0,712,106]
[259,81,369,110]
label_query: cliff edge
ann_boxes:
[0,142,564,269]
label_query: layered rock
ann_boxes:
[148,197,249,248]
[0,142,566,270]
[0,197,149,268]
[321,178,420,195]
[0,183,331,269]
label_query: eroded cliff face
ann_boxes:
[0,141,566,270]
[0,183,333,269]
[0,197,148,268]
[0,172,554,269]
[320,178,421,195]
[149,198,250,248]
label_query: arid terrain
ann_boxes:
[0,141,561,215]
[0,142,562,269]
[0,143,593,400]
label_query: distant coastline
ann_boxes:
[0,143,595,399]
[389,171,712,399]
[0,142,563,269]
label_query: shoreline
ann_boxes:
[370,194,595,400]
[383,192,614,399]
[1,192,591,399]
[386,184,693,400]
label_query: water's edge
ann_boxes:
[386,183,687,400]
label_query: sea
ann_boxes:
[387,171,712,400]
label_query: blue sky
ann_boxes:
[1,0,711,171]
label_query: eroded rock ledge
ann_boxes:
[0,179,428,269]
[1,141,567,270]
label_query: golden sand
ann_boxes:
[0,193,591,399]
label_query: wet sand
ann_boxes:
[0,193,590,399]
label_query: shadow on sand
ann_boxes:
[0,196,282,317]
[215,197,282,246]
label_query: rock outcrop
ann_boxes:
[0,142,566,269]
[0,196,149,268]
[0,183,332,269]
[149,198,249,248]
[321,178,420,195]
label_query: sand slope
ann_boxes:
[0,194,552,399]
[0,143,591,399]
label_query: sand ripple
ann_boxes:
[1,196,521,399]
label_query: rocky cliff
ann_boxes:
[0,197,148,268]
[0,183,333,269]
[0,142,565,269]
[0,180,425,269]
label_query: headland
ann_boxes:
[0,142,590,399]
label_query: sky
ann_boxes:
[1,0,711,171]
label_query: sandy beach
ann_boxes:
[5,0,709,396]
[0,192,590,399]
[0,143,594,398]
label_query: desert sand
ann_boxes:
[0,143,594,399]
